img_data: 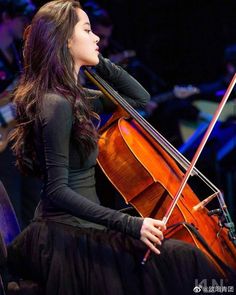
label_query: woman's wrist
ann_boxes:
[125,216,144,239]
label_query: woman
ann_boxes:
[8,1,220,294]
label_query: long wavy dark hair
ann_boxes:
[11,0,99,175]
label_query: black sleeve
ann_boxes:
[39,93,143,238]
[82,88,117,114]
[89,54,150,113]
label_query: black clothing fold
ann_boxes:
[8,221,221,295]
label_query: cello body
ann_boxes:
[97,116,236,276]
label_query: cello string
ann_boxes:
[89,69,191,168]
[84,68,220,194]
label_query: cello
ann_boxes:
[84,67,236,278]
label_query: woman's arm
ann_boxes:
[39,93,142,238]
[89,54,150,113]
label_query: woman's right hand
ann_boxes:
[140,218,166,255]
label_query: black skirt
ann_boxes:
[8,220,222,295]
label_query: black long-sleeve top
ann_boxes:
[33,55,150,239]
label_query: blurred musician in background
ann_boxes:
[0,0,41,228]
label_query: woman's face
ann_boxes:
[68,8,100,73]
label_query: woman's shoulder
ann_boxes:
[42,92,73,110]
[40,92,73,119]
[43,92,72,106]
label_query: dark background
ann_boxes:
[36,0,236,87]
[101,0,236,86]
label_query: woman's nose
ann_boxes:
[94,33,100,43]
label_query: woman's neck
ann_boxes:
[74,66,80,81]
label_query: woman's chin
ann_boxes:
[87,56,100,66]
